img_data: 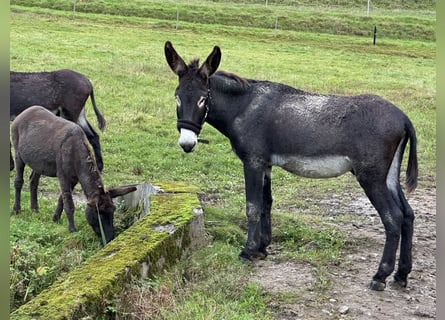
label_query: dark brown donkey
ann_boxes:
[10,69,106,172]
[165,41,418,291]
[12,106,136,245]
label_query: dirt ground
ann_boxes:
[250,186,436,320]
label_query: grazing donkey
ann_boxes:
[12,106,136,245]
[10,69,106,172]
[164,41,418,291]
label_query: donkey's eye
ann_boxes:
[197,96,207,109]
[175,95,181,107]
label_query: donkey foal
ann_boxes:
[12,106,135,245]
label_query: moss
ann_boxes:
[152,180,200,194]
[10,183,204,320]
[209,224,246,247]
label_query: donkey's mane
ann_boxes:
[188,59,200,71]
[187,58,249,88]
[214,70,250,88]
[82,138,105,193]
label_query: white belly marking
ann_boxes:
[271,154,352,178]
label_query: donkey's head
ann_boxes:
[164,41,221,152]
[85,185,136,245]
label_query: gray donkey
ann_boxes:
[12,106,136,245]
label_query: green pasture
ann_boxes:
[11,0,436,40]
[10,1,435,318]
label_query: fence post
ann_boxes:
[373,25,377,45]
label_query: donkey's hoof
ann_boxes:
[369,280,386,291]
[239,250,267,263]
[393,274,408,288]
[239,254,252,264]
[259,247,269,258]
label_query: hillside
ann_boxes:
[11,0,436,41]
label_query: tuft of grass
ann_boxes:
[204,206,247,247]
[272,213,346,265]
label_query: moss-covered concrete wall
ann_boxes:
[10,182,206,320]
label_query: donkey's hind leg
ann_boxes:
[358,176,404,291]
[29,171,41,212]
[83,124,103,172]
[391,186,414,287]
[77,115,104,172]
[13,157,26,214]
[10,142,14,171]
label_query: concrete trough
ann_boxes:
[10,182,207,320]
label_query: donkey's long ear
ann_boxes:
[165,41,188,77]
[108,185,137,198]
[199,45,221,78]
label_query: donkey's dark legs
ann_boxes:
[259,167,273,255]
[240,165,268,261]
[53,194,64,223]
[79,120,104,172]
[63,191,76,233]
[10,142,15,171]
[393,187,414,287]
[29,171,41,212]
[359,178,404,291]
[57,180,77,232]
[13,158,25,213]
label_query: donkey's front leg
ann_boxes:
[53,193,64,223]
[259,167,273,255]
[57,179,78,232]
[239,165,267,262]
[60,189,77,233]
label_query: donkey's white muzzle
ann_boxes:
[178,128,198,153]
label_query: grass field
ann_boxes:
[9,1,435,318]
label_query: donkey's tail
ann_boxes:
[90,88,106,131]
[404,120,418,193]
